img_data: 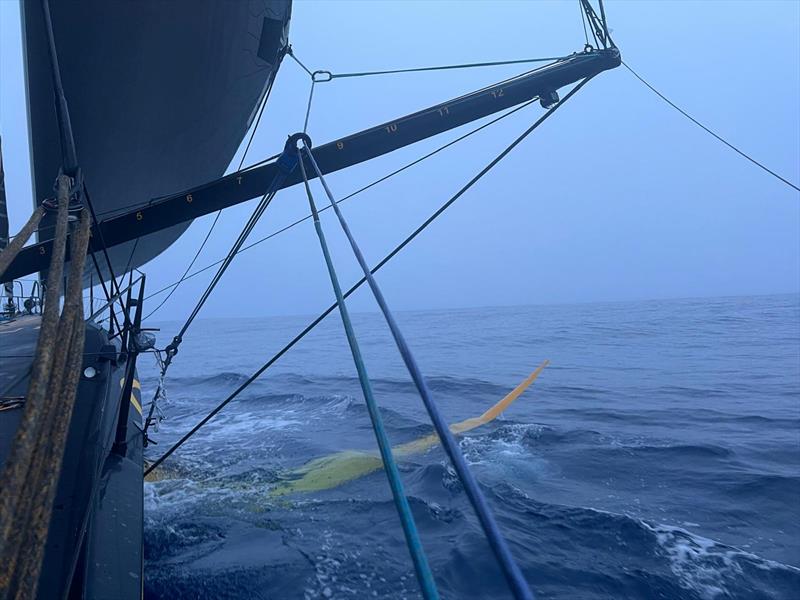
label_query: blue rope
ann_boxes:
[301,144,534,600]
[296,151,440,600]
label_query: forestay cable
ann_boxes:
[301,143,533,599]
[297,143,439,600]
[141,135,303,440]
[623,61,799,193]
[145,77,592,478]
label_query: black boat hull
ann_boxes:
[0,317,141,598]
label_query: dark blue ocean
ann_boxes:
[141,293,800,600]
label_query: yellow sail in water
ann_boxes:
[271,360,549,496]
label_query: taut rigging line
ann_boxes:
[622,61,799,193]
[144,75,594,478]
[299,139,534,599]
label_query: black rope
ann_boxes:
[287,47,319,134]
[82,186,124,303]
[238,72,280,172]
[579,0,603,49]
[598,0,611,46]
[142,59,282,322]
[286,46,313,77]
[41,0,126,325]
[142,99,539,304]
[162,188,276,353]
[120,234,141,281]
[24,55,566,243]
[106,236,143,339]
[85,249,122,334]
[140,136,303,440]
[303,80,315,134]
[141,186,278,433]
[141,211,220,322]
[326,56,565,80]
[579,0,590,46]
[144,77,592,476]
[623,61,799,193]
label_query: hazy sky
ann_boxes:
[1,1,798,321]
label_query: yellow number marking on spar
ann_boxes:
[271,360,549,496]
[119,377,143,415]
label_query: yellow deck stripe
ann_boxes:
[119,378,143,415]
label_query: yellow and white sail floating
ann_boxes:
[271,360,549,495]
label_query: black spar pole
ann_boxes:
[3,46,620,284]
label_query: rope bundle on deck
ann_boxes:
[0,175,92,599]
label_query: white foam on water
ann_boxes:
[457,423,547,464]
[206,410,303,438]
[455,423,551,480]
[643,522,799,600]
[162,394,354,449]
[299,529,413,600]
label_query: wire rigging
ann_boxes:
[141,136,303,439]
[144,64,283,321]
[142,99,539,304]
[287,44,565,82]
[144,76,592,478]
[623,61,799,193]
[324,55,567,80]
[578,0,590,47]
[142,6,601,469]
[145,43,321,330]
[146,45,314,330]
[40,0,126,331]
[21,51,568,245]
[301,144,534,599]
[286,46,313,77]
[238,73,280,172]
[303,79,315,134]
[141,211,220,322]
[289,48,323,135]
[27,46,789,258]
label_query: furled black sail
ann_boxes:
[21,0,292,279]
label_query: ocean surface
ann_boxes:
[141,293,800,600]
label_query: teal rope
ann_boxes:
[301,143,534,598]
[297,151,440,600]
